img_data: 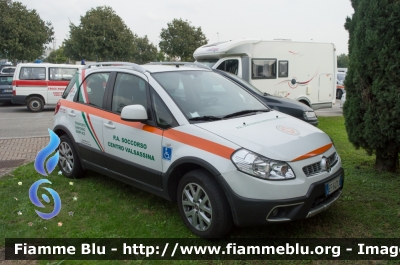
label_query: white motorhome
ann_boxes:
[194,39,337,110]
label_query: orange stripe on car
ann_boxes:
[60,100,163,135]
[163,129,235,160]
[59,99,235,159]
[291,143,333,162]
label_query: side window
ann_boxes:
[112,73,148,113]
[77,72,110,108]
[49,67,78,80]
[151,89,178,129]
[278,61,289,77]
[252,59,276,79]
[19,67,46,80]
[216,60,239,75]
[62,74,77,99]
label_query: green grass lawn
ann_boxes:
[1,116,399,264]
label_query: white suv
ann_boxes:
[54,62,344,238]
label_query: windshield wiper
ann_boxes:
[188,116,222,121]
[222,109,270,119]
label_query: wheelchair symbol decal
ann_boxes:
[162,146,172,161]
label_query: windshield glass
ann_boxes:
[337,73,346,82]
[217,70,264,96]
[196,60,218,68]
[152,71,267,120]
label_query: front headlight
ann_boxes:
[231,149,296,180]
[303,111,317,120]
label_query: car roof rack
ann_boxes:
[146,62,211,70]
[83,62,146,74]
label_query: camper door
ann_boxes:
[213,57,242,78]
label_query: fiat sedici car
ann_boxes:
[54,62,344,238]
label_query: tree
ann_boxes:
[44,45,68,64]
[131,35,157,64]
[337,53,349,68]
[156,51,165,62]
[64,6,135,62]
[0,0,54,64]
[159,19,208,61]
[343,0,400,172]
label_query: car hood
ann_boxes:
[195,111,331,162]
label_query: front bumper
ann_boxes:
[11,95,27,105]
[216,167,344,227]
[305,119,318,127]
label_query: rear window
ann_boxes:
[19,67,45,80]
[0,76,13,85]
[62,73,78,99]
[1,67,15,74]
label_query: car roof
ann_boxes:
[141,64,209,73]
[82,62,210,74]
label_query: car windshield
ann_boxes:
[152,71,268,121]
[216,70,265,96]
[196,60,218,68]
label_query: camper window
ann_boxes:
[278,61,289,77]
[251,59,276,79]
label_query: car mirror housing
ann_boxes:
[120,105,148,121]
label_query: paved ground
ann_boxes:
[0,99,343,177]
[315,99,343,117]
[0,136,49,177]
[0,103,54,139]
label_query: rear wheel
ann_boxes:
[177,169,233,238]
[58,135,85,178]
[336,89,343,99]
[27,96,44,112]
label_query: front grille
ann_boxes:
[303,152,338,177]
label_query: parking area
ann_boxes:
[0,99,342,177]
[0,99,342,139]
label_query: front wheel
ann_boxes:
[177,169,233,238]
[58,135,85,178]
[27,96,44,112]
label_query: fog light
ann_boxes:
[272,208,279,217]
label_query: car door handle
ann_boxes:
[104,123,116,129]
[68,111,76,117]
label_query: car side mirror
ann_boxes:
[120,105,148,121]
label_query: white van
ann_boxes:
[12,63,82,112]
[194,39,337,110]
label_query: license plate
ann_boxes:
[325,176,342,196]
[2,89,12,93]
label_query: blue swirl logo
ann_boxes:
[29,179,62,219]
[34,129,60,176]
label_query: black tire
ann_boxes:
[177,169,233,238]
[58,135,85,178]
[27,96,44,112]
[336,89,343,99]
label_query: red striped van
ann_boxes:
[12,63,82,112]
